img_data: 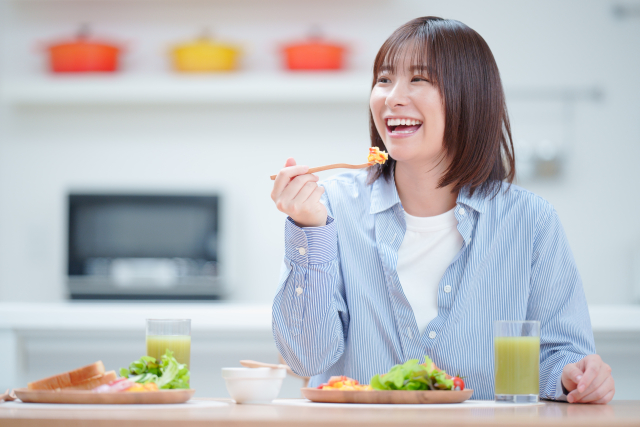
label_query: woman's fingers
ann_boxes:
[561,363,583,392]
[592,389,615,405]
[290,180,320,213]
[565,355,614,404]
[574,375,615,404]
[576,357,611,400]
[275,174,318,213]
[575,358,600,393]
[304,184,325,206]
[270,158,327,228]
[271,163,309,202]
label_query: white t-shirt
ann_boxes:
[396,207,464,335]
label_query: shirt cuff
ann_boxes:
[555,374,568,401]
[284,216,337,265]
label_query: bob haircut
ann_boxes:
[368,16,515,197]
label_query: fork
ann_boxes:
[269,162,373,180]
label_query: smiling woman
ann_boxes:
[270,17,615,405]
[368,18,515,197]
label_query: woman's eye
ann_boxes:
[412,76,428,82]
[376,76,391,83]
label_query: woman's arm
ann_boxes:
[272,212,349,377]
[270,158,349,377]
[527,205,613,403]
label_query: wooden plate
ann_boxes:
[301,388,473,404]
[13,388,195,404]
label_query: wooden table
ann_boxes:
[1,399,639,427]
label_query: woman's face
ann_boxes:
[369,52,446,167]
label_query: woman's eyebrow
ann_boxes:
[379,64,428,73]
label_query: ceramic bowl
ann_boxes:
[221,367,286,404]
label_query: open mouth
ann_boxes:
[386,118,423,136]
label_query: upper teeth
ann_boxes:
[387,118,422,126]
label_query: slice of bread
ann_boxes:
[65,371,117,391]
[27,361,105,390]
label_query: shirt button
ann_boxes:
[296,287,303,295]
[428,331,437,339]
[444,285,452,293]
[406,328,413,339]
[459,208,466,216]
[298,247,307,255]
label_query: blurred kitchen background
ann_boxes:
[1,0,639,400]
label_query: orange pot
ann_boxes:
[46,27,121,73]
[283,38,346,71]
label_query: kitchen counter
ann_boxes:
[1,399,639,427]
[1,302,639,331]
[0,302,275,396]
[1,303,640,399]
[0,302,272,331]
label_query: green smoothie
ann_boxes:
[494,336,540,395]
[146,335,191,368]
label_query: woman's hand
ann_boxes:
[271,158,327,228]
[561,354,615,404]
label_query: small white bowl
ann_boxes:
[221,367,286,404]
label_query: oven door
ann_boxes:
[67,194,222,300]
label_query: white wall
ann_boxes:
[0,0,639,305]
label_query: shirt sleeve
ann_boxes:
[527,205,594,400]
[271,190,349,378]
[554,373,568,401]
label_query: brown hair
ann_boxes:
[368,16,515,197]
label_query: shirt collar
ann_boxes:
[370,168,487,215]
[456,186,486,214]
[369,168,402,215]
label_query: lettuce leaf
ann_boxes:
[370,356,456,391]
[119,350,190,389]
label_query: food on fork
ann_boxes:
[269,147,389,180]
[27,361,109,391]
[368,147,389,164]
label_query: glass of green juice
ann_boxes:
[494,320,540,403]
[146,319,191,368]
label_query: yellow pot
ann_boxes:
[172,40,240,72]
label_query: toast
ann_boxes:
[65,371,117,391]
[27,361,105,390]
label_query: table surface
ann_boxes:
[1,399,640,427]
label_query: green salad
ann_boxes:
[370,356,455,391]
[119,350,190,389]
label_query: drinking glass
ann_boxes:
[494,320,540,403]
[146,319,191,368]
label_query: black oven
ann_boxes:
[67,194,222,300]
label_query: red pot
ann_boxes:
[46,27,121,73]
[283,37,346,71]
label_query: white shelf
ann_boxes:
[0,72,373,106]
[0,73,603,106]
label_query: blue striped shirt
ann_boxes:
[272,169,595,400]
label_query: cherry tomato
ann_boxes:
[452,377,465,391]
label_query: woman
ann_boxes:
[270,17,614,403]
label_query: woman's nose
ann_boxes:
[385,83,410,108]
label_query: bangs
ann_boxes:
[372,23,437,84]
